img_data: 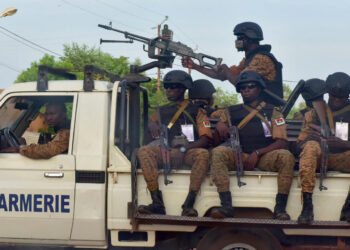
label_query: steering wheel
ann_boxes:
[0,128,21,148]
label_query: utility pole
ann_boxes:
[152,16,168,92]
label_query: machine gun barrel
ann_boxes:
[98,23,222,71]
[100,39,133,44]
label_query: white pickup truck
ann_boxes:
[0,65,349,250]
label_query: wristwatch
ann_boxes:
[179,146,187,153]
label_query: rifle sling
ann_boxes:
[238,101,267,130]
[167,100,190,129]
[331,104,350,118]
[326,104,335,135]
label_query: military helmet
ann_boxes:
[233,22,263,41]
[326,72,350,98]
[163,70,193,89]
[301,78,326,102]
[235,70,266,92]
[189,79,216,100]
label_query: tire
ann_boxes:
[196,227,282,250]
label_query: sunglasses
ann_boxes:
[238,83,257,91]
[164,84,183,89]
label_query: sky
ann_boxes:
[0,0,350,98]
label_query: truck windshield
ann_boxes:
[0,97,29,130]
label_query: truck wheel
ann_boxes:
[196,227,282,250]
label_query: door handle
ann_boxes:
[44,172,64,178]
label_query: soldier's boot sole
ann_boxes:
[181,208,198,217]
[274,211,291,221]
[297,213,314,225]
[138,205,165,215]
[210,207,234,219]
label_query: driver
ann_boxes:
[0,102,70,159]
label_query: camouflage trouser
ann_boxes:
[299,140,350,193]
[137,145,209,191]
[210,146,295,193]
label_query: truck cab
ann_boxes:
[0,66,349,249]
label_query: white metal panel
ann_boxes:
[0,154,75,239]
[73,92,110,171]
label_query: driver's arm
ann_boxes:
[19,129,70,159]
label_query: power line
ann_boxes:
[0,26,62,57]
[95,0,157,24]
[61,0,145,33]
[0,61,21,73]
[0,29,48,55]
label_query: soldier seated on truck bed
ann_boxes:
[211,70,295,219]
[137,70,212,217]
[189,79,217,117]
[0,102,70,159]
[297,73,350,225]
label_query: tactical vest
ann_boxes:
[193,101,216,117]
[228,103,275,153]
[159,102,199,143]
[244,45,283,104]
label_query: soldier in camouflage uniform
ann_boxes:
[210,71,295,219]
[189,79,217,117]
[1,102,70,159]
[137,70,212,217]
[182,22,283,105]
[297,73,350,224]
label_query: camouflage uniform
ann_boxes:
[211,103,295,193]
[137,100,212,192]
[229,45,283,101]
[20,127,70,159]
[298,107,350,193]
[138,146,209,191]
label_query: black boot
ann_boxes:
[340,194,350,222]
[181,190,198,217]
[210,191,234,218]
[273,193,291,220]
[138,190,166,215]
[298,192,314,225]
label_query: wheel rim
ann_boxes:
[222,243,257,250]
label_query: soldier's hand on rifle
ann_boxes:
[172,150,185,170]
[215,121,229,142]
[216,64,230,81]
[327,136,346,148]
[148,121,161,139]
[244,152,259,171]
[182,56,195,69]
[307,130,321,142]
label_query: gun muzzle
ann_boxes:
[100,39,133,44]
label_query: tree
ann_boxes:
[213,87,239,107]
[15,43,130,82]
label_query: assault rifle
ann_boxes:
[157,107,173,185]
[281,80,305,117]
[309,123,329,191]
[98,24,222,71]
[225,107,246,187]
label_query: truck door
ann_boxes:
[0,93,76,240]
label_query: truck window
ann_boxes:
[0,95,73,151]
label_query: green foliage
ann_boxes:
[287,101,306,119]
[213,87,239,107]
[15,43,131,82]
